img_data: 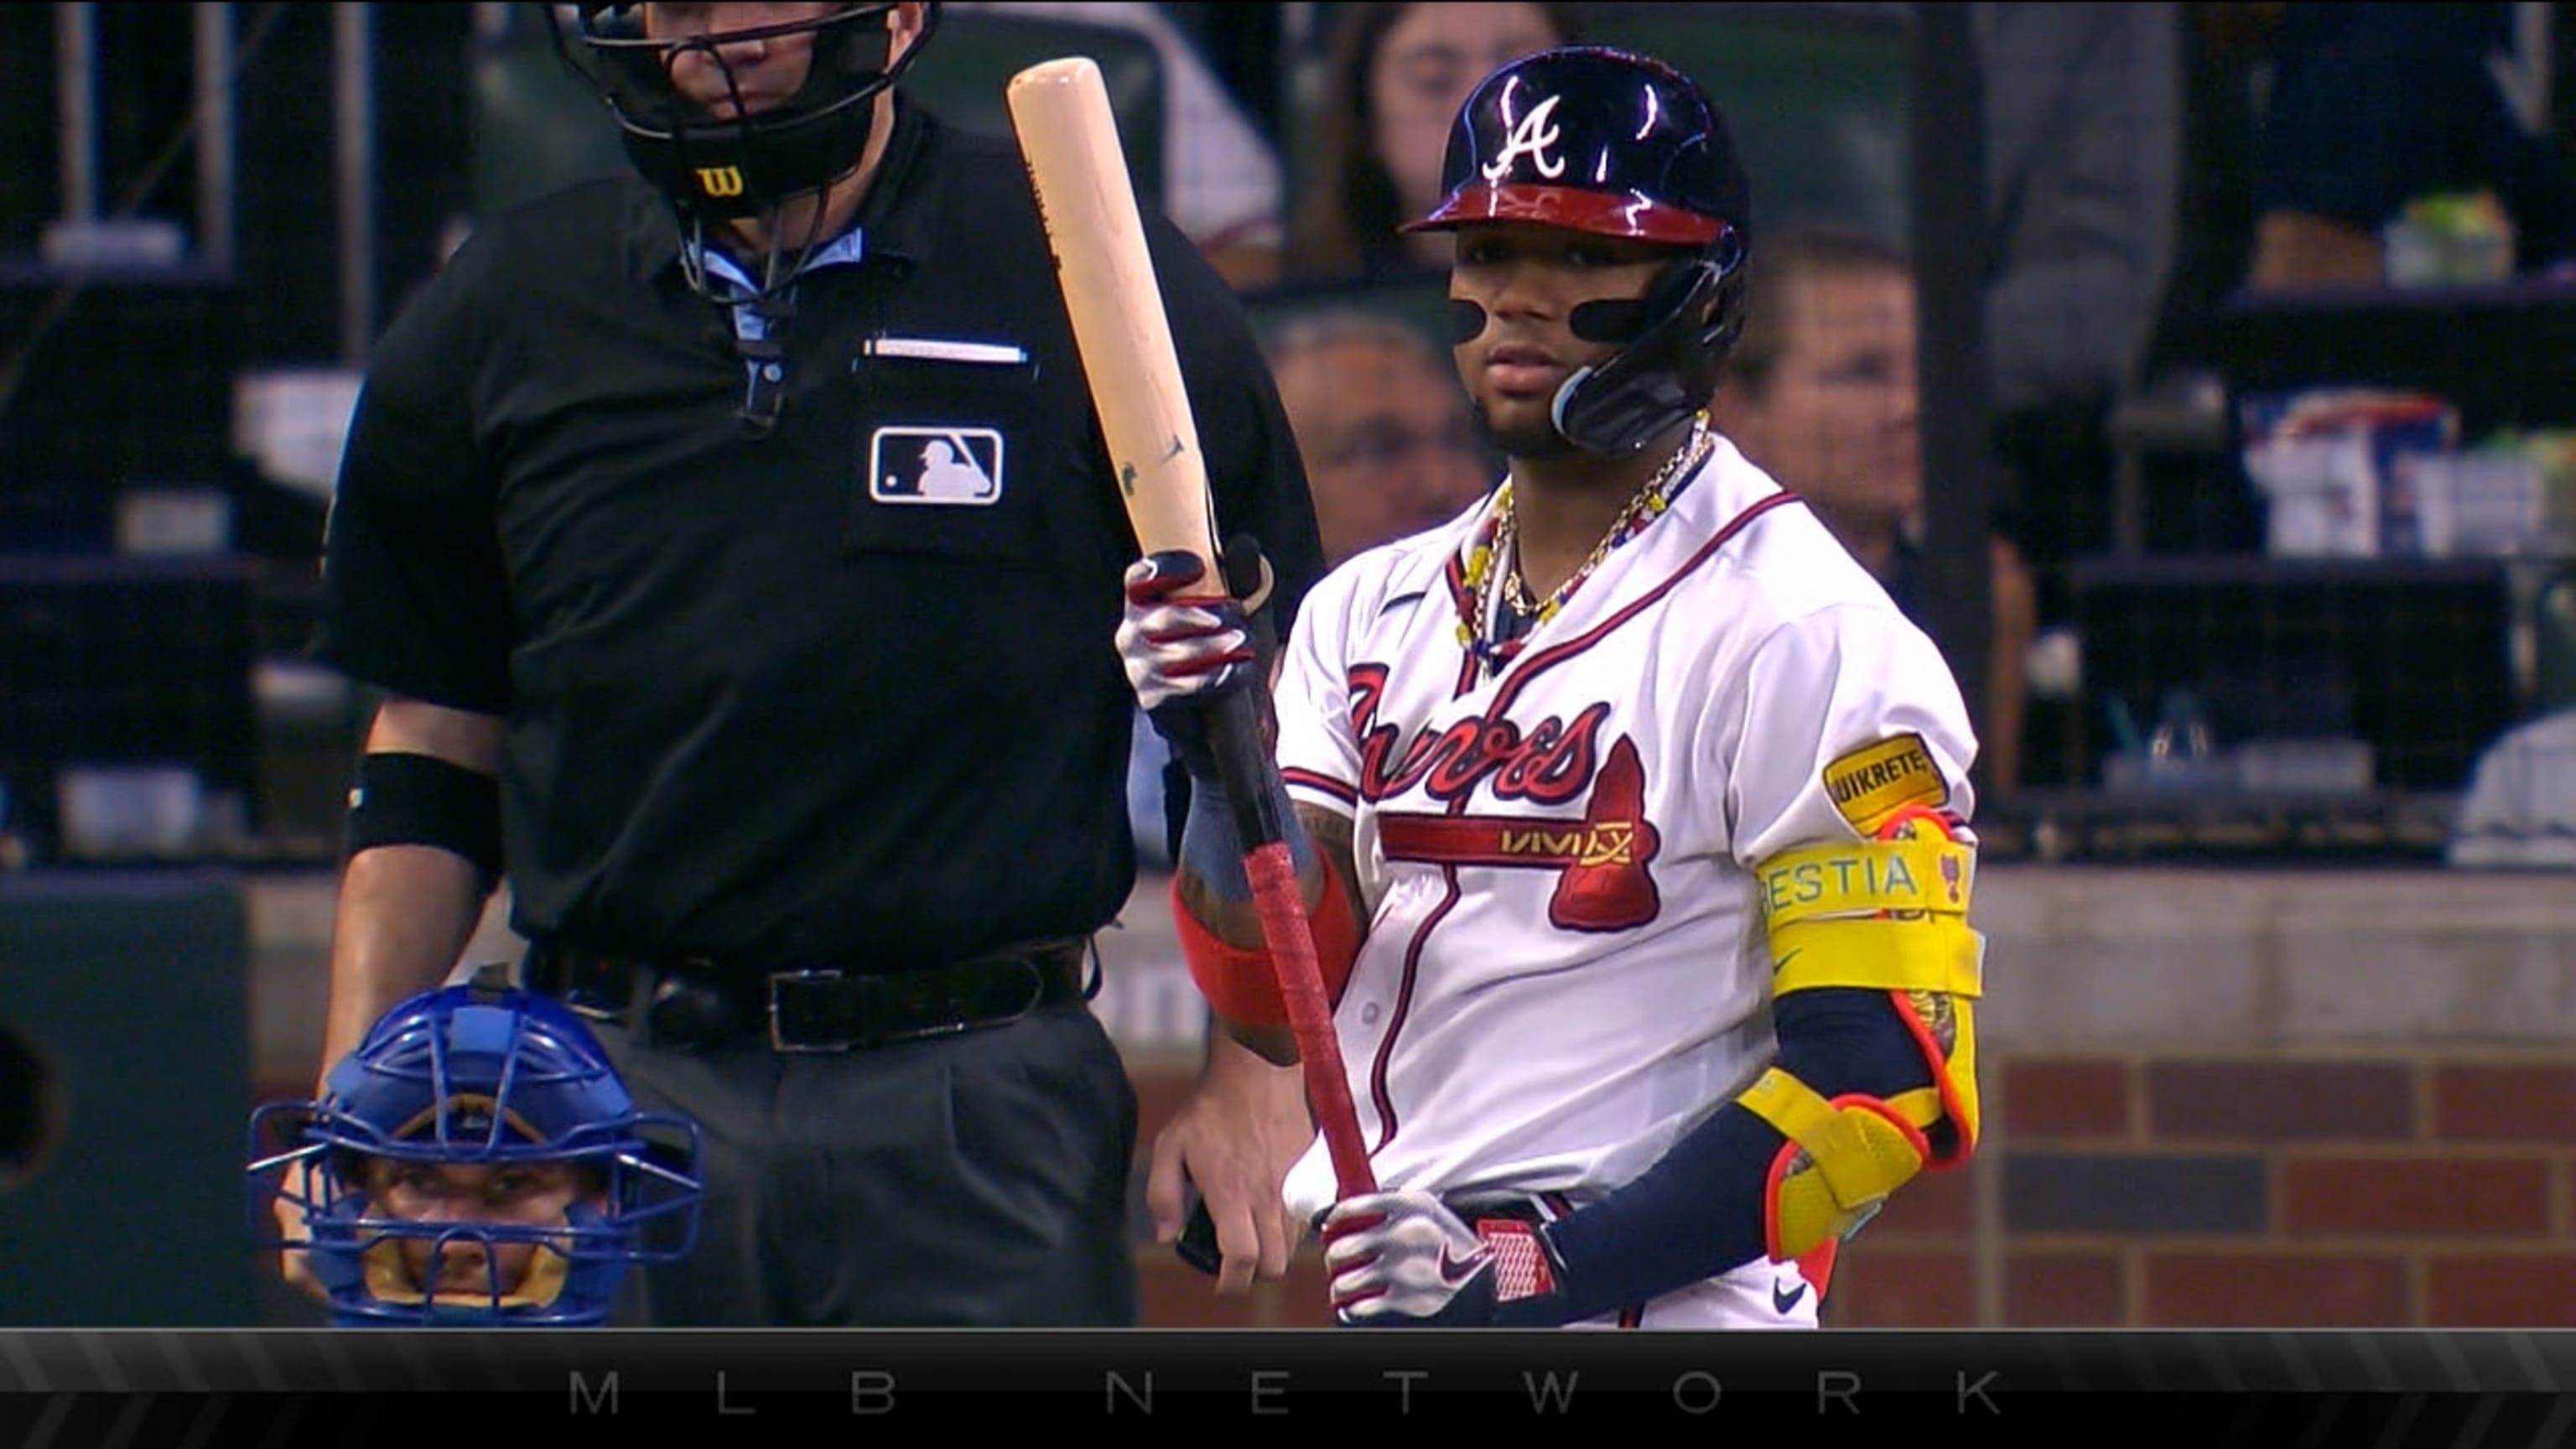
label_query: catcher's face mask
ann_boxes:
[247,978,705,1327]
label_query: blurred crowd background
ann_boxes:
[4,2,2576,1332]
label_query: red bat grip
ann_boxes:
[1203,681,1377,1201]
[1240,842,1377,1198]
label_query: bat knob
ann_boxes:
[1008,55,1100,94]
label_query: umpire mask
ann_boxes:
[551,3,937,229]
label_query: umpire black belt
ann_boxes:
[525,937,1096,1052]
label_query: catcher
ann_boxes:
[249,965,704,1327]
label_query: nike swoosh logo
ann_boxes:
[1438,1245,1489,1285]
[1774,1280,1808,1314]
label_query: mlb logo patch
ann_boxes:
[870,426,1005,505]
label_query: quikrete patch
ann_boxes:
[1822,734,1946,834]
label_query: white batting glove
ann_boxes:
[1117,550,1256,715]
[1120,540,1284,793]
[1320,1188,1561,1327]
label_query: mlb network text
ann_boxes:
[564,1368,2005,1417]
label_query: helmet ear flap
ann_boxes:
[1690,231,1753,386]
[1550,241,1742,456]
[1642,223,1748,352]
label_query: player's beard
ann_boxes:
[1469,397,1576,462]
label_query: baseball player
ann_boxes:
[249,966,704,1327]
[1120,45,1984,1328]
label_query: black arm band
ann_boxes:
[345,750,503,885]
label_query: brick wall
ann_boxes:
[1758,1050,2576,1328]
[1125,1050,2576,1329]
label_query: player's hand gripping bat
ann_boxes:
[1007,58,1377,1219]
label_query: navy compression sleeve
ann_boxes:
[1493,986,1930,1326]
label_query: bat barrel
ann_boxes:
[1007,54,1222,579]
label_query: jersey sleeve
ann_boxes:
[313,236,520,716]
[1145,211,1327,636]
[1727,603,1980,866]
[1269,564,1363,818]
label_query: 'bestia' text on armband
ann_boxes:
[1753,827,1981,1002]
[1758,834,1973,926]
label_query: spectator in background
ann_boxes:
[1711,223,2038,792]
[2242,2,2576,290]
[1264,309,1495,568]
[1971,3,2184,605]
[1131,307,1494,865]
[948,1,1290,288]
[1976,3,2183,437]
[1281,2,1579,281]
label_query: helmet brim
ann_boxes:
[1402,184,1728,247]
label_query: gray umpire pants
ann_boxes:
[590,1000,1141,1327]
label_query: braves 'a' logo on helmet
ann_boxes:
[1481,94,1567,183]
[1409,44,1748,250]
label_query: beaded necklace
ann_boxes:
[1456,412,1714,673]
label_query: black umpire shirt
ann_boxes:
[314,94,1324,974]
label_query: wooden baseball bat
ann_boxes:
[1006,56,1376,1203]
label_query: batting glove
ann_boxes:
[1118,535,1277,783]
[1320,1189,1567,1327]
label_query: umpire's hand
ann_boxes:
[1145,1027,1312,1295]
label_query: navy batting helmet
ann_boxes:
[1406,45,1752,457]
[248,969,703,1327]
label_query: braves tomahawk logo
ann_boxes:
[1353,668,1661,932]
[1482,94,1566,181]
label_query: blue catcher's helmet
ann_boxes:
[248,969,702,1327]
[1405,45,1753,458]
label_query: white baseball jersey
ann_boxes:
[1272,434,1978,1327]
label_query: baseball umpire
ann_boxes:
[278,1,1327,1325]
[1121,44,1986,1328]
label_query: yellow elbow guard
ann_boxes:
[1741,807,1986,1262]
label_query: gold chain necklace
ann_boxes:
[1490,412,1711,624]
